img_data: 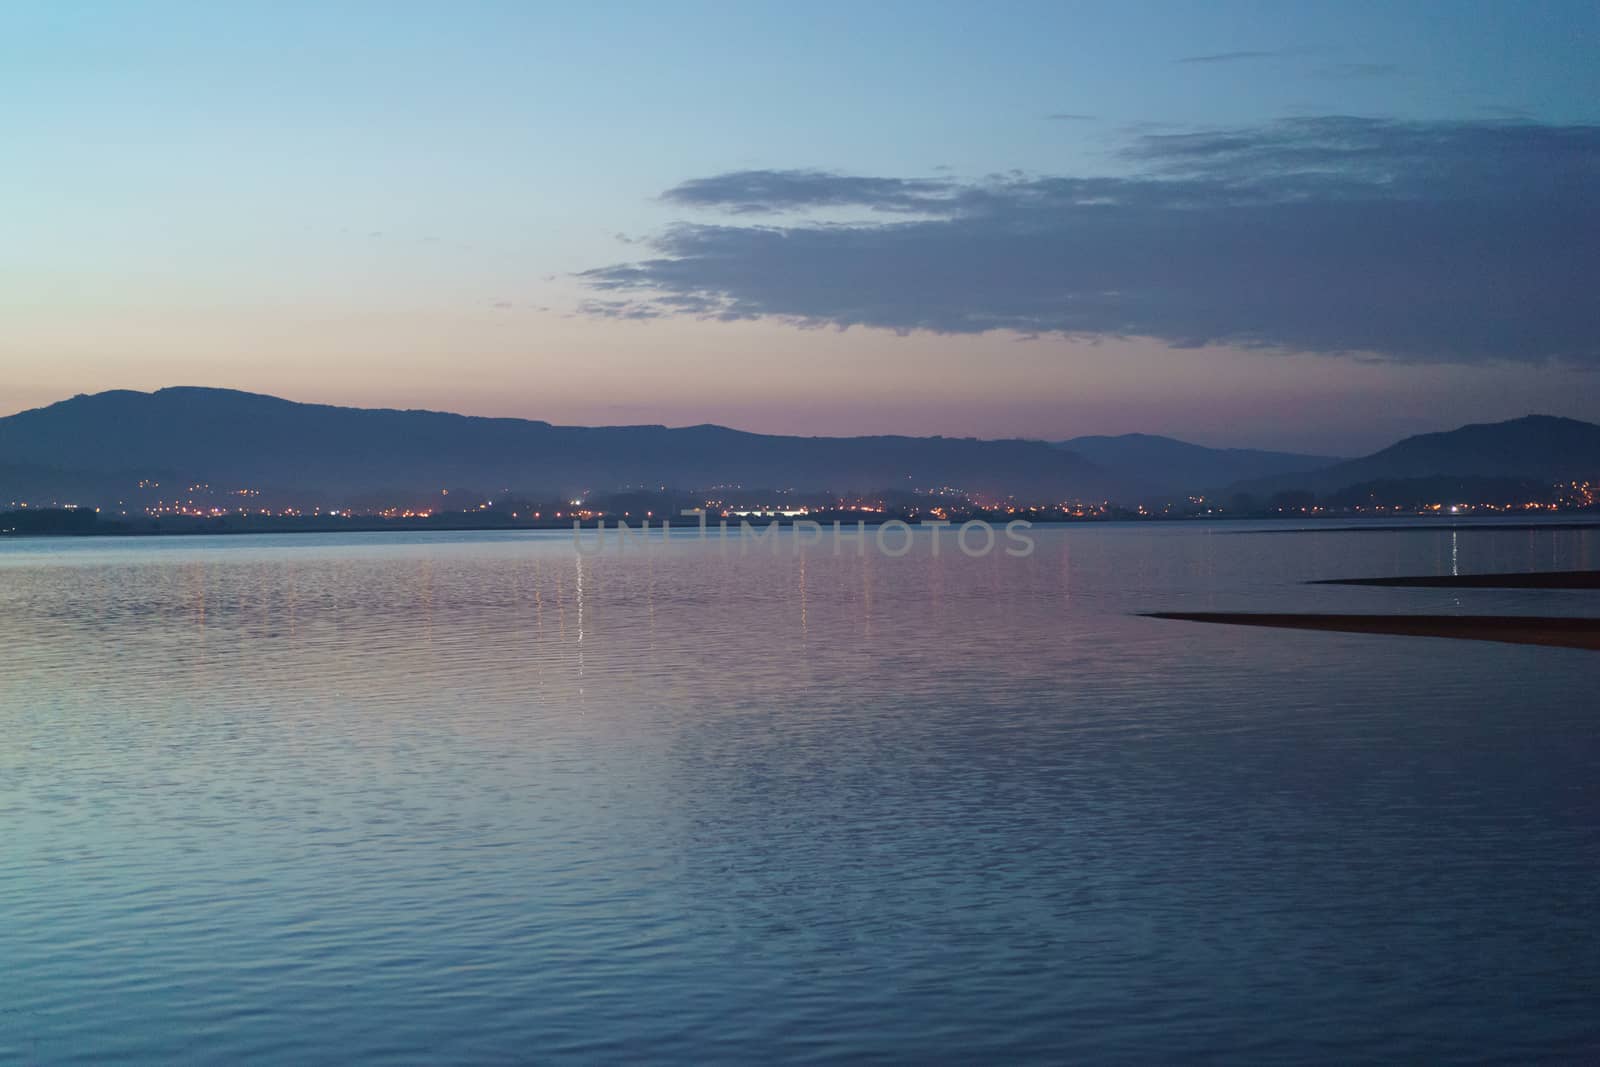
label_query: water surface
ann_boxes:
[3,523,1597,1063]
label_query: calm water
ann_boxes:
[3,522,1597,1064]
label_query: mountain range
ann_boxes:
[0,388,1110,501]
[1,388,1595,507]
[1227,415,1600,498]
[1055,434,1340,497]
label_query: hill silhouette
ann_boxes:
[1228,415,1600,498]
[0,387,1115,500]
[1056,433,1341,497]
[4,391,1594,508]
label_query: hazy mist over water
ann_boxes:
[3,524,1597,1063]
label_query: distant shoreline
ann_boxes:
[4,513,1599,541]
[1223,519,1600,535]
[1313,570,1600,589]
[1144,612,1600,651]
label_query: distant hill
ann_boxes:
[1229,415,1600,498]
[0,461,161,508]
[1055,433,1340,497]
[0,387,1115,502]
[1323,476,1558,509]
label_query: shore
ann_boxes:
[5,511,1599,540]
[1313,571,1600,589]
[1143,612,1600,651]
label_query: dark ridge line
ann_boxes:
[1141,612,1600,651]
[1226,521,1600,535]
[1312,571,1600,590]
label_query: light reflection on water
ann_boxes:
[1,524,1597,1063]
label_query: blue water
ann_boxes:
[2,523,1597,1063]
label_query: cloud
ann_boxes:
[1176,50,1288,64]
[578,298,664,321]
[661,170,955,215]
[1476,104,1534,120]
[579,117,1600,364]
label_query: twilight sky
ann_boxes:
[4,0,1597,453]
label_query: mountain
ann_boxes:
[1055,433,1341,497]
[1229,415,1600,498]
[0,387,1115,502]
[0,462,147,507]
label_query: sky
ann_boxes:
[3,0,1597,454]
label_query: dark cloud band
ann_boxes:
[579,118,1600,364]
